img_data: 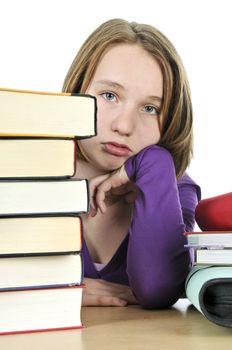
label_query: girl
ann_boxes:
[62,18,201,309]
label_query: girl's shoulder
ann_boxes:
[177,172,201,201]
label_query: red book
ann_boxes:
[0,286,83,335]
[195,192,232,231]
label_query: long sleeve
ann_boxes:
[125,145,200,309]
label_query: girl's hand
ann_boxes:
[89,165,138,216]
[82,277,138,306]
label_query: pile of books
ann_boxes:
[184,193,232,327]
[0,88,97,334]
[185,230,232,265]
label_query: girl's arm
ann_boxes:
[91,144,200,309]
[124,145,200,308]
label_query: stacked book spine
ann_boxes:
[185,192,232,266]
[0,88,97,334]
[184,193,232,327]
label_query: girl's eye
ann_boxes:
[144,105,159,115]
[102,92,116,101]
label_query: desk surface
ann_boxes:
[0,299,232,350]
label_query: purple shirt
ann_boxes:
[83,145,201,308]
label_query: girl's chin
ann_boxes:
[99,159,125,172]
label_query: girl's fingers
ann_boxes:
[83,278,138,306]
[82,293,128,307]
[88,165,133,214]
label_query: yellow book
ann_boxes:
[0,87,97,138]
[0,216,82,254]
[0,138,76,178]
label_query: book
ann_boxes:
[0,138,76,178]
[0,286,83,334]
[184,231,232,248]
[0,87,97,138]
[0,216,82,255]
[185,265,232,327]
[0,254,83,290]
[0,179,89,216]
[195,248,232,265]
[195,192,232,231]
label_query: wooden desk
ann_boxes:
[0,299,231,350]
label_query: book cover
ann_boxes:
[0,138,77,178]
[0,87,97,138]
[0,286,84,335]
[0,179,89,216]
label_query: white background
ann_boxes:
[0,0,231,199]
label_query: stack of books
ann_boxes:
[184,193,232,327]
[184,231,232,265]
[0,88,97,334]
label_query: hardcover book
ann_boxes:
[0,286,83,335]
[0,138,76,178]
[0,87,97,138]
[0,216,82,255]
[0,179,89,216]
[0,254,83,290]
[195,192,232,231]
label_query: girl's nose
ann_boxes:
[111,105,136,136]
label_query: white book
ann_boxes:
[0,286,83,334]
[0,254,83,290]
[0,179,89,215]
[196,249,232,265]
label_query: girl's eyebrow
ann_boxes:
[95,79,163,103]
[94,80,124,89]
[148,95,163,104]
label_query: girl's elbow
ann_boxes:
[133,282,183,309]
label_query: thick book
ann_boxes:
[185,265,232,327]
[195,248,232,265]
[0,138,76,178]
[0,216,82,255]
[0,286,83,335]
[195,192,232,231]
[0,87,97,138]
[184,231,232,248]
[0,254,83,290]
[0,179,89,216]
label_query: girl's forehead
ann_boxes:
[90,44,163,96]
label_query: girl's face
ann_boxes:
[79,43,163,174]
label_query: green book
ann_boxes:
[185,265,232,327]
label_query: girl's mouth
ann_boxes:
[103,142,131,157]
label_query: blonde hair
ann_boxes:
[62,18,193,178]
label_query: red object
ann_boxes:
[195,192,232,231]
